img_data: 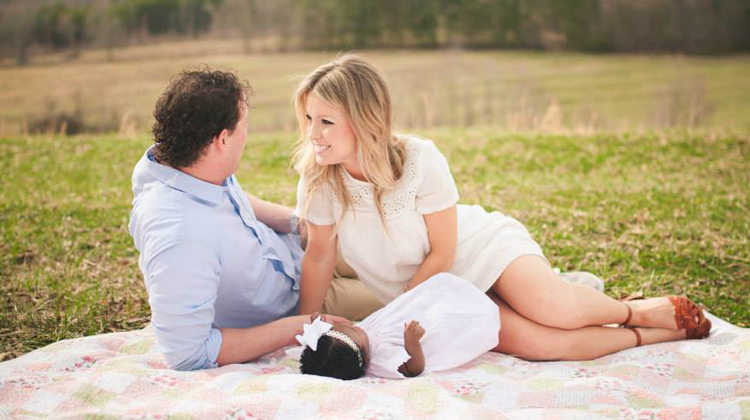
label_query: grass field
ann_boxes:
[1,40,750,135]
[1,129,748,361]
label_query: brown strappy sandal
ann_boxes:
[620,302,634,327]
[622,297,711,339]
[668,296,704,330]
[669,296,711,339]
[686,316,712,340]
[619,304,640,347]
[625,326,642,347]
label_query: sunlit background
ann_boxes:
[1,0,749,362]
[1,0,749,136]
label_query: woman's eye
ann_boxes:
[322,119,333,125]
[305,114,312,121]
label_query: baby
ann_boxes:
[296,273,500,380]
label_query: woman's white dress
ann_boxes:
[358,273,500,379]
[297,134,546,304]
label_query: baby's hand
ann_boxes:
[403,320,425,345]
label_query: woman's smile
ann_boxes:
[313,142,331,154]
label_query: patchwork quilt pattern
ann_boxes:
[1,315,748,419]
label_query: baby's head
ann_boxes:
[300,324,370,380]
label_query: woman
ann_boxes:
[293,54,710,361]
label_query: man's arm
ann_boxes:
[147,241,350,370]
[398,320,426,377]
[217,313,350,366]
[217,316,307,366]
[246,193,303,235]
[146,240,224,370]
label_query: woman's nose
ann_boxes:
[308,122,321,140]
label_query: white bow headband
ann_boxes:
[295,316,362,367]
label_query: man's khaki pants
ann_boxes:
[320,251,383,321]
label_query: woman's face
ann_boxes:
[304,93,359,171]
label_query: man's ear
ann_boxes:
[214,128,230,149]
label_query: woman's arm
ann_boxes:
[398,320,426,377]
[246,193,304,236]
[405,205,458,291]
[298,221,338,315]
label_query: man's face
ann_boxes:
[226,103,249,173]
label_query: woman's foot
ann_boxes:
[622,296,706,331]
[633,326,691,346]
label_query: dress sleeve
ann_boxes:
[415,141,460,214]
[145,240,223,371]
[295,177,336,226]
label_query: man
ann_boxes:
[129,68,380,371]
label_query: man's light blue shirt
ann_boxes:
[128,146,302,371]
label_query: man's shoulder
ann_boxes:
[130,183,221,255]
[135,182,195,222]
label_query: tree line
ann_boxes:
[2,0,749,64]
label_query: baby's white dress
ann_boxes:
[297,135,546,304]
[359,272,500,379]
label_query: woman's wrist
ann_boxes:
[403,280,419,293]
[297,300,323,316]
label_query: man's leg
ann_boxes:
[322,276,383,321]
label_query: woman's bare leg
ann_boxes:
[488,294,685,361]
[491,255,629,329]
[491,255,698,331]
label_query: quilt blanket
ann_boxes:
[1,315,748,420]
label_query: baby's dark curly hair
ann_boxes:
[299,335,365,380]
[152,66,252,168]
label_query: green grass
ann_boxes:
[1,130,749,361]
[1,41,749,136]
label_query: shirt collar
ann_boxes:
[144,146,225,205]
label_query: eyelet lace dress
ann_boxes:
[297,135,546,304]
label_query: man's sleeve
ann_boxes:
[145,240,223,371]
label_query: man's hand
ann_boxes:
[404,320,425,346]
[308,311,353,326]
[298,218,308,247]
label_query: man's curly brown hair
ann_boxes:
[152,67,252,168]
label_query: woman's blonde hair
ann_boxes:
[292,54,406,227]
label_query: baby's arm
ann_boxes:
[398,320,426,377]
